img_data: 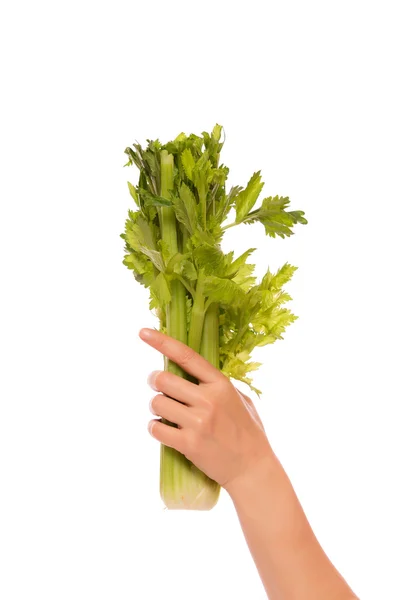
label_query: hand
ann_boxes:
[139,327,272,489]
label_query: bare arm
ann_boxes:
[139,327,359,600]
[225,450,358,600]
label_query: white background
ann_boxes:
[1,1,399,599]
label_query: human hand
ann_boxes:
[139,327,272,489]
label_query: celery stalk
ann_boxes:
[159,151,218,510]
[200,302,220,369]
[122,124,307,511]
[198,302,221,507]
[187,271,205,353]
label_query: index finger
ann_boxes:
[139,328,223,384]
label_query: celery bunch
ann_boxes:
[121,124,307,510]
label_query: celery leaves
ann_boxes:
[121,124,307,394]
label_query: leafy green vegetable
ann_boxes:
[122,124,307,394]
[121,124,307,510]
[235,171,264,223]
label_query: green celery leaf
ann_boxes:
[137,170,157,220]
[139,247,164,272]
[192,151,214,227]
[181,148,196,182]
[225,248,256,277]
[220,353,262,396]
[186,295,193,330]
[122,250,154,288]
[190,228,217,248]
[232,263,257,292]
[124,146,142,170]
[127,182,139,207]
[130,142,158,195]
[124,214,151,250]
[216,184,243,224]
[193,151,213,185]
[245,196,307,238]
[252,333,277,346]
[180,260,197,281]
[150,272,171,309]
[193,245,225,276]
[203,275,245,306]
[269,262,298,289]
[260,262,297,290]
[288,210,308,224]
[171,183,198,235]
[158,240,173,266]
[122,125,307,399]
[165,252,184,274]
[172,258,198,281]
[123,251,148,274]
[202,124,224,168]
[137,187,172,207]
[268,309,298,339]
[142,143,161,193]
[212,123,223,141]
[124,214,163,272]
[235,171,264,223]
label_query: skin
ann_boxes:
[139,327,359,600]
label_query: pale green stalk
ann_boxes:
[159,151,186,376]
[159,151,218,510]
[200,302,220,369]
[198,302,221,506]
[187,270,206,353]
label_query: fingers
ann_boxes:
[139,328,223,384]
[149,394,190,427]
[147,370,203,405]
[148,418,185,453]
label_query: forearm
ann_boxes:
[225,450,358,600]
[140,329,358,598]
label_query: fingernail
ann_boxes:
[148,421,154,436]
[139,328,153,340]
[147,370,162,390]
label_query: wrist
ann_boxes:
[224,443,278,501]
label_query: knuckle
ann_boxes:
[179,347,196,366]
[194,410,213,436]
[183,430,201,457]
[195,414,205,430]
[217,375,232,394]
[156,336,166,351]
[202,398,216,416]
[222,374,232,387]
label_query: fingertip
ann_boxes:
[139,328,153,341]
[147,370,162,390]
